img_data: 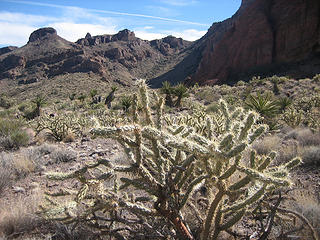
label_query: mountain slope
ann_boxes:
[187,0,320,85]
[0,27,191,87]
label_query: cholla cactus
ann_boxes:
[35,113,90,141]
[41,80,300,239]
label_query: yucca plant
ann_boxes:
[173,83,189,107]
[120,95,132,112]
[246,93,279,118]
[105,86,118,109]
[24,95,46,119]
[277,97,292,112]
[161,81,174,107]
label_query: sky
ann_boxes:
[0,0,241,47]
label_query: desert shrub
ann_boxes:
[286,128,320,147]
[291,191,320,237]
[0,153,14,195]
[35,143,58,155]
[301,146,320,166]
[47,222,99,240]
[0,195,43,237]
[0,95,13,109]
[69,93,77,101]
[0,118,29,150]
[206,102,220,113]
[77,93,87,103]
[12,155,37,179]
[50,149,77,163]
[252,135,282,155]
[276,140,299,164]
[41,81,300,239]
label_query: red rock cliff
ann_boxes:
[190,0,320,85]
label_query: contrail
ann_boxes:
[4,0,210,27]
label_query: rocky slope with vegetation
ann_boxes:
[0,27,191,88]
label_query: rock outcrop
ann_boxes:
[189,0,320,85]
[28,27,57,43]
[76,29,138,46]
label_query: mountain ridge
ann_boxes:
[0,27,192,86]
[0,0,319,92]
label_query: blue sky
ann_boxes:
[0,0,241,47]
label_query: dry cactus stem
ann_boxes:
[41,80,300,239]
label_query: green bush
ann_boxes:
[0,95,13,109]
[0,118,29,150]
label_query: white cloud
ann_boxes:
[143,26,154,30]
[5,0,209,26]
[0,6,207,46]
[170,29,206,41]
[159,0,198,6]
[135,28,205,41]
[51,22,117,42]
[0,11,58,24]
[135,31,167,41]
[0,22,36,46]
[0,11,118,46]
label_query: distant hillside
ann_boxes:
[0,27,191,88]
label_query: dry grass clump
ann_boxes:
[50,149,77,163]
[285,128,320,146]
[12,155,37,179]
[0,195,43,237]
[276,140,299,164]
[290,189,320,237]
[252,135,282,155]
[0,153,15,195]
[301,146,320,166]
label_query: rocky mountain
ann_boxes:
[186,0,320,85]
[0,0,319,90]
[0,27,191,86]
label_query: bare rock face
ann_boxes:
[76,29,137,46]
[190,0,320,85]
[28,27,57,43]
